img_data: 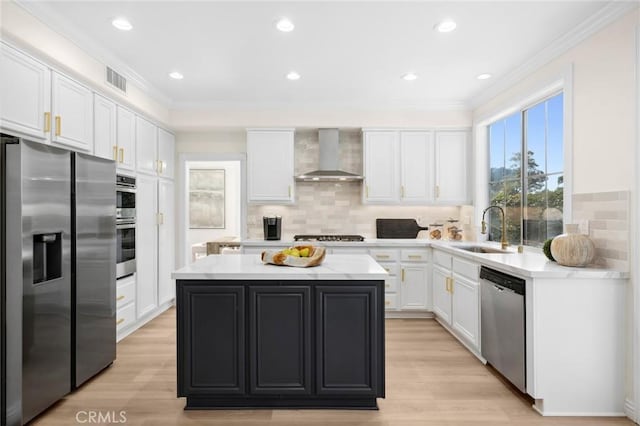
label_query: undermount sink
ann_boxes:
[456,245,514,254]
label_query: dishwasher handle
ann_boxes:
[480,266,525,295]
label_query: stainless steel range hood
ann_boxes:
[295,129,363,182]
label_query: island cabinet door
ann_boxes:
[249,286,311,394]
[177,284,245,396]
[315,285,381,396]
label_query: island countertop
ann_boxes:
[172,253,388,280]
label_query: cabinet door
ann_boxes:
[435,131,469,204]
[0,43,51,139]
[178,284,245,395]
[400,131,434,203]
[315,285,379,396]
[432,265,452,324]
[116,107,136,170]
[157,128,175,179]
[93,94,117,161]
[249,286,311,394]
[247,130,294,203]
[158,180,175,305]
[51,72,93,151]
[451,274,480,349]
[136,116,158,175]
[400,263,429,310]
[136,174,158,318]
[363,131,399,203]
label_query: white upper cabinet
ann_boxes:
[116,107,136,170]
[93,94,116,161]
[400,131,434,203]
[247,129,295,203]
[136,116,158,175]
[157,128,175,179]
[435,131,469,204]
[0,43,51,140]
[51,72,93,151]
[363,130,399,203]
[363,128,469,206]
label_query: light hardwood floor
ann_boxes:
[33,308,633,426]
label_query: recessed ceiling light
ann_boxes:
[169,71,184,80]
[434,20,457,33]
[477,73,492,80]
[276,18,295,32]
[402,72,418,81]
[286,71,300,80]
[112,18,133,31]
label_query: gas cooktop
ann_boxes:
[293,234,365,242]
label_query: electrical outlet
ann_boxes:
[577,219,590,235]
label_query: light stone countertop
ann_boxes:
[240,239,628,279]
[172,254,388,281]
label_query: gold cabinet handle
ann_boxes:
[376,254,390,259]
[55,116,61,136]
[435,185,440,198]
[44,112,51,132]
[113,146,118,161]
[401,269,405,282]
[450,277,454,294]
[119,148,124,163]
[385,283,390,288]
[161,160,166,174]
[116,295,125,301]
[366,185,369,198]
[408,255,421,260]
[385,300,391,306]
[400,185,405,197]
[445,277,451,293]
[288,185,292,198]
[116,318,125,325]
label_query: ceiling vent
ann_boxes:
[106,66,127,93]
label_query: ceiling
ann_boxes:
[20,1,614,109]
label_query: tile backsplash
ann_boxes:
[247,130,464,239]
[572,191,629,270]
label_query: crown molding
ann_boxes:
[170,99,470,112]
[469,1,639,110]
[11,0,174,107]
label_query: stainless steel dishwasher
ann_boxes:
[480,266,526,393]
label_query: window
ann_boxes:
[488,92,564,247]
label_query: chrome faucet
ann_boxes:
[481,205,508,250]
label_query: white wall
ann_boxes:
[0,1,170,125]
[170,107,472,131]
[186,160,241,248]
[473,9,638,194]
[176,130,246,154]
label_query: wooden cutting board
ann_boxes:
[376,219,429,239]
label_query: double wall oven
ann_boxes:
[116,174,136,279]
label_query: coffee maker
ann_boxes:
[263,216,282,240]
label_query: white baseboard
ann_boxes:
[385,311,434,319]
[117,300,174,343]
[625,398,636,423]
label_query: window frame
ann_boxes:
[472,69,573,247]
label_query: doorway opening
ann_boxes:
[179,154,246,266]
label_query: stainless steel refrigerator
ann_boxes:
[1,135,116,425]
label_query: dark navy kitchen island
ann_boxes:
[172,254,387,409]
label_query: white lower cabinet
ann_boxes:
[432,264,452,323]
[432,249,480,352]
[116,274,137,340]
[400,263,429,310]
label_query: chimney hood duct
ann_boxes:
[295,129,363,182]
